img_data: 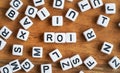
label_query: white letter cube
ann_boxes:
[53,0,65,9]
[101,42,113,55]
[0,38,7,50]
[78,0,91,12]
[60,58,72,71]
[83,28,96,42]
[70,54,82,67]
[105,3,116,14]
[21,59,34,72]
[10,0,23,10]
[97,15,110,27]
[12,44,23,56]
[33,0,45,7]
[20,16,33,29]
[66,32,76,43]
[55,33,66,43]
[90,0,103,9]
[9,59,21,72]
[32,47,43,58]
[49,49,62,62]
[52,16,63,26]
[84,56,97,70]
[65,8,79,21]
[108,56,120,70]
[5,7,19,20]
[0,64,12,73]
[0,26,12,40]
[44,32,55,43]
[37,7,50,20]
[41,64,52,73]
[17,29,29,41]
[25,5,38,18]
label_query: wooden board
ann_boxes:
[0,0,120,73]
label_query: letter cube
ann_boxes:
[60,58,72,71]
[41,64,52,73]
[84,56,97,70]
[0,26,12,39]
[65,8,79,21]
[105,3,116,14]
[78,0,91,12]
[70,54,82,67]
[25,5,38,18]
[52,16,63,26]
[10,0,23,10]
[5,7,19,20]
[0,64,12,73]
[37,7,50,20]
[66,32,76,43]
[21,59,34,72]
[0,38,7,50]
[90,0,103,9]
[44,32,55,43]
[19,16,33,29]
[16,29,29,41]
[12,44,23,56]
[101,42,113,55]
[33,0,45,7]
[53,0,65,9]
[55,33,66,43]
[9,59,21,72]
[32,47,43,58]
[97,15,110,27]
[83,28,96,42]
[108,56,120,70]
[49,49,62,62]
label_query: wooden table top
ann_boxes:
[0,0,120,73]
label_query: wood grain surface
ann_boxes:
[0,0,120,73]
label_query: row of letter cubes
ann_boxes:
[1,55,120,73]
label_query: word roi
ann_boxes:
[44,32,77,43]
